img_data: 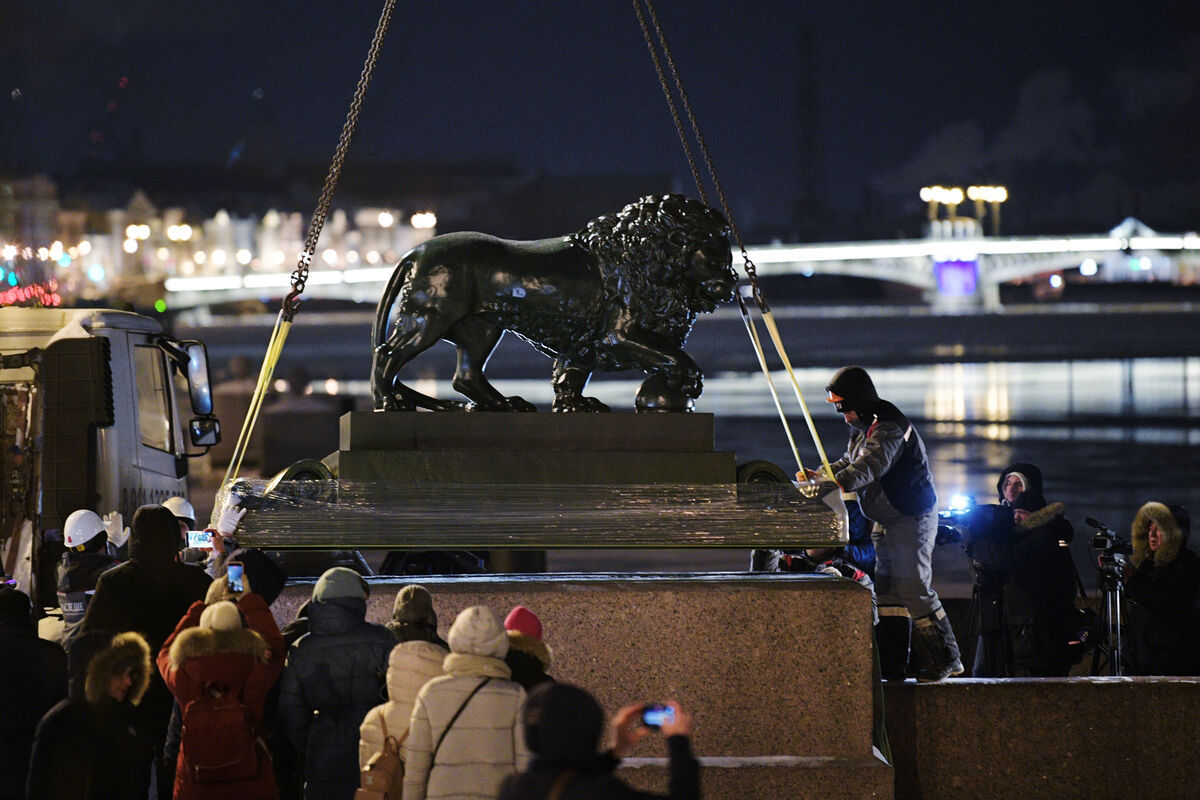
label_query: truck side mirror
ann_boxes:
[189,415,221,447]
[184,342,214,415]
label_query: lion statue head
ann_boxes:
[571,194,737,351]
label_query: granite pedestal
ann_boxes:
[268,411,887,797]
[274,573,892,800]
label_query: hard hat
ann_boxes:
[64,509,106,548]
[162,496,196,526]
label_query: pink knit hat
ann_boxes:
[504,605,543,640]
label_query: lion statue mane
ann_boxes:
[371,193,736,412]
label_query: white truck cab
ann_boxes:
[0,307,219,603]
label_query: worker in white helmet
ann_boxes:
[57,509,123,646]
[166,495,246,575]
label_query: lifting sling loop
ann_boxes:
[216,0,398,515]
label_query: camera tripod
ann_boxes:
[1089,556,1125,676]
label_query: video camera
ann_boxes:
[1086,517,1132,556]
[1086,517,1131,587]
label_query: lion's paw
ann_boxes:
[552,395,611,413]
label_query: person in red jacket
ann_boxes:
[158,577,286,800]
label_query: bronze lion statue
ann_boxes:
[370,194,736,412]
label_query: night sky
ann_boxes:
[6,1,1200,236]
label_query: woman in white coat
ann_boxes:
[402,605,530,800]
[359,639,448,768]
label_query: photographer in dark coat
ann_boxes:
[1006,491,1077,676]
[960,490,1075,676]
[79,504,212,796]
[0,588,68,800]
[1124,502,1200,675]
[498,683,699,800]
[278,567,395,800]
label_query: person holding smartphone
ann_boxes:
[498,683,699,800]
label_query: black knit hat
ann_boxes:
[522,682,604,764]
[1012,491,1046,513]
[0,587,32,624]
[826,366,879,414]
[129,504,183,562]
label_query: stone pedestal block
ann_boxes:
[331,411,737,485]
[274,572,891,799]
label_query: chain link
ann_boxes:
[631,1,708,208]
[284,0,397,321]
[633,0,762,300]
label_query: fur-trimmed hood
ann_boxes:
[1132,501,1186,568]
[506,631,552,669]
[1015,501,1067,533]
[167,624,271,671]
[85,631,151,706]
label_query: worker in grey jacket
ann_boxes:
[808,366,962,681]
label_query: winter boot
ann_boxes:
[912,607,964,682]
[876,607,912,681]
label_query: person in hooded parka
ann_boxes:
[278,567,395,800]
[1125,502,1200,675]
[79,504,212,796]
[27,631,155,800]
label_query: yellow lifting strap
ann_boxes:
[736,288,837,483]
[212,0,397,524]
[217,312,291,498]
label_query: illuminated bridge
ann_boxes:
[160,217,1200,311]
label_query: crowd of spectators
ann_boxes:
[1,493,696,800]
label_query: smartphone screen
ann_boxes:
[641,705,675,729]
[226,562,244,593]
[186,530,212,550]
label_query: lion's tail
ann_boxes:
[371,255,416,351]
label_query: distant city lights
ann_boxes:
[967,185,1008,203]
[1080,258,1098,276]
[920,186,964,206]
[410,211,437,229]
[123,238,139,254]
[377,211,395,228]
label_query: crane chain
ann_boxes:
[283,0,397,321]
[632,0,764,306]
